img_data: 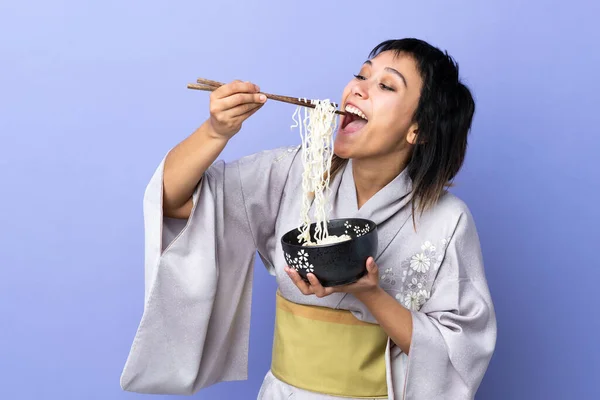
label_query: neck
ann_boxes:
[352,152,409,209]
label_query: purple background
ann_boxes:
[1,1,598,399]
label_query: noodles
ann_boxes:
[290,99,351,246]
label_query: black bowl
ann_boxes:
[281,218,378,287]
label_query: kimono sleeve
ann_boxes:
[119,146,299,395]
[401,207,497,399]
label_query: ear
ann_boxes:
[406,123,419,145]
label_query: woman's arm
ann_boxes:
[162,122,228,218]
[162,80,267,218]
[354,284,413,354]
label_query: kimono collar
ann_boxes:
[331,158,413,226]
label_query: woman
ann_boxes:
[120,38,497,399]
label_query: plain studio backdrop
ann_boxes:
[1,1,598,399]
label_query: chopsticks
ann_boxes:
[187,78,346,116]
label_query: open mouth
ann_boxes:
[341,104,368,132]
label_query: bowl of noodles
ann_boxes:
[281,218,378,287]
[280,98,377,286]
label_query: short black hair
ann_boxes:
[370,38,475,217]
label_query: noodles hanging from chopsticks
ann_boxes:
[291,99,351,246]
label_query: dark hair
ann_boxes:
[329,38,475,224]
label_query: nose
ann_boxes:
[351,79,368,99]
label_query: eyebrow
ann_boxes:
[364,60,408,88]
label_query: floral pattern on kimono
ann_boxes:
[380,237,452,311]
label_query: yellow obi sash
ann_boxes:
[271,291,388,399]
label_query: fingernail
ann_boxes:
[259,94,266,102]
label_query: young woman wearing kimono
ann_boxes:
[120,38,497,399]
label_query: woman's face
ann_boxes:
[334,50,423,162]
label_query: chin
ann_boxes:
[333,150,351,160]
[333,140,353,159]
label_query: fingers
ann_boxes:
[306,273,334,298]
[218,92,267,112]
[225,100,265,118]
[210,92,266,118]
[212,80,259,99]
[366,257,380,285]
[285,266,312,295]
[207,80,266,138]
[285,266,336,298]
[242,102,264,119]
[366,257,378,274]
[286,260,378,298]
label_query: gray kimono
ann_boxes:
[119,145,497,399]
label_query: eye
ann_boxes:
[379,83,395,91]
[353,74,366,80]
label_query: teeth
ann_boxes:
[344,105,367,120]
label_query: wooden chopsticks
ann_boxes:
[187,78,346,116]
